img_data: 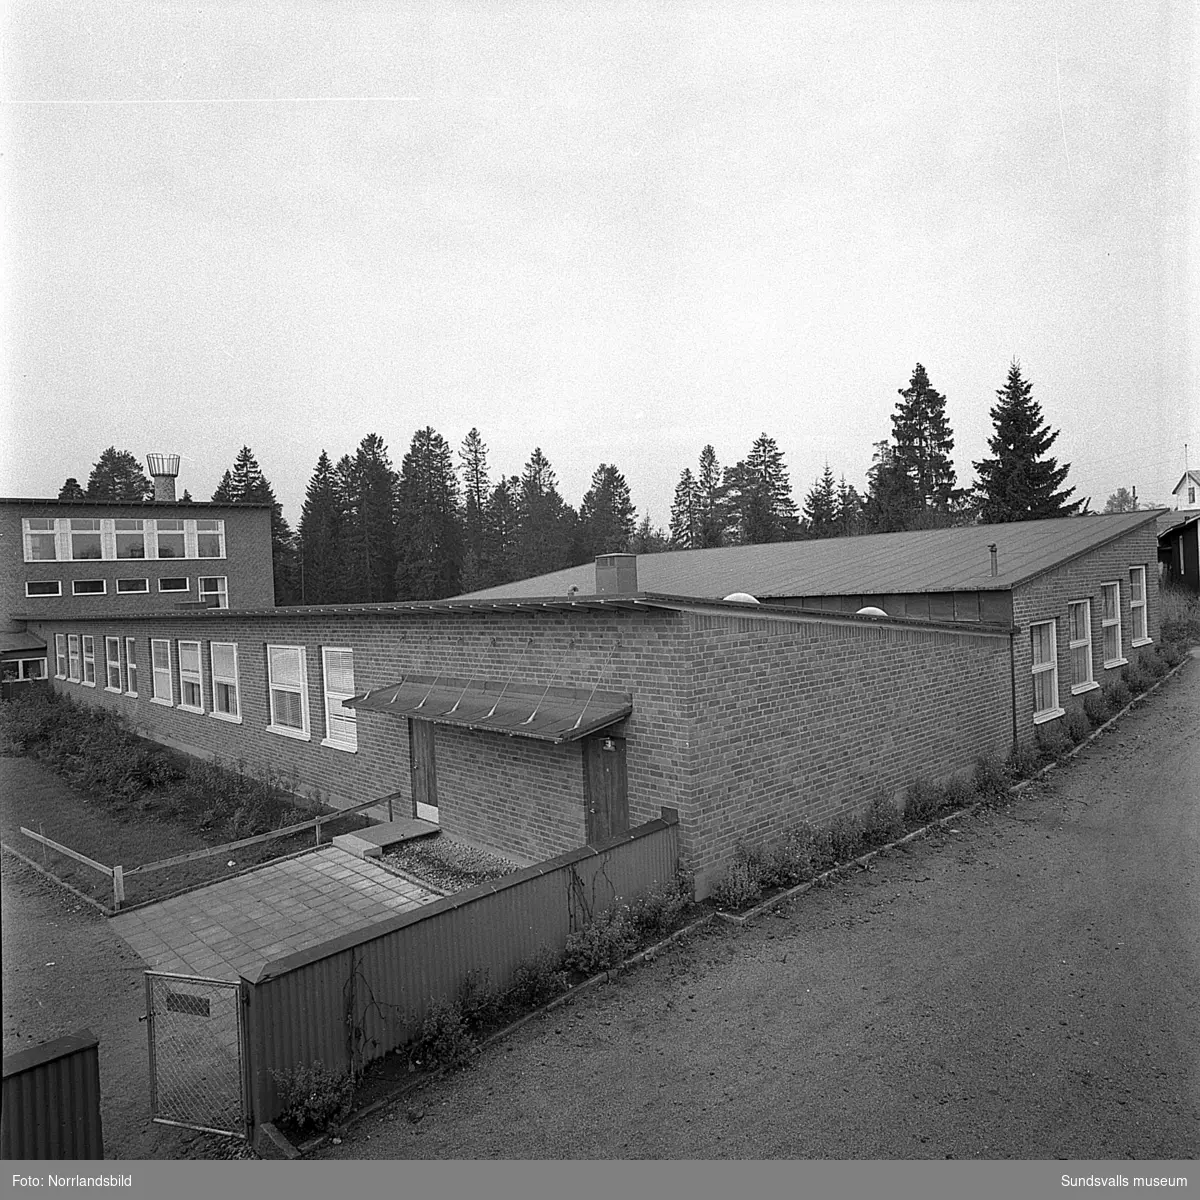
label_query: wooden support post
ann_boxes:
[388,794,394,822]
[112,865,124,909]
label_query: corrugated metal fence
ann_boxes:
[242,809,680,1127]
[2,1029,104,1160]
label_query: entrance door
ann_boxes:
[409,719,439,822]
[583,734,629,845]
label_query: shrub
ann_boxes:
[456,970,503,1034]
[1082,690,1112,727]
[271,1061,355,1134]
[940,775,979,811]
[760,828,816,888]
[827,813,864,862]
[710,858,765,911]
[1035,722,1071,762]
[1102,678,1131,713]
[1121,662,1152,696]
[507,947,569,1010]
[562,905,639,974]
[1005,744,1042,781]
[628,871,693,940]
[1160,584,1200,649]
[1160,642,1186,668]
[1143,651,1170,679]
[410,1000,477,1072]
[1064,709,1091,745]
[973,753,1009,802]
[860,796,903,848]
[904,779,944,826]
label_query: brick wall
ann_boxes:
[1011,523,1161,743]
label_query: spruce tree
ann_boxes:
[340,434,399,602]
[864,440,919,533]
[973,361,1080,522]
[458,429,491,592]
[802,464,839,539]
[515,448,574,578]
[86,447,153,500]
[630,514,670,554]
[578,464,636,559]
[890,363,958,520]
[696,445,728,548]
[483,475,521,586]
[298,450,347,604]
[835,476,864,536]
[395,427,464,600]
[669,468,700,548]
[724,433,799,545]
[58,478,87,500]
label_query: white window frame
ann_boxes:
[125,637,139,697]
[1101,581,1126,668]
[113,519,148,560]
[67,634,81,682]
[1030,620,1063,724]
[22,518,60,562]
[1067,600,1097,695]
[194,520,226,559]
[55,634,68,679]
[104,636,122,692]
[321,647,358,752]
[25,581,62,598]
[150,638,173,705]
[14,657,47,680]
[158,577,189,593]
[267,644,310,740]
[153,518,187,560]
[178,640,204,713]
[199,576,228,608]
[68,518,103,561]
[72,579,107,596]
[1129,567,1150,646]
[81,635,96,687]
[209,642,241,723]
[116,578,149,594]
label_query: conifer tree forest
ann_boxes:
[56,358,1088,605]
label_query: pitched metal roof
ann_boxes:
[1157,509,1200,537]
[457,511,1162,601]
[346,675,632,743]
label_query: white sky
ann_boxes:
[2,0,1196,528]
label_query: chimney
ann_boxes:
[146,453,181,502]
[988,543,998,578]
[595,553,638,596]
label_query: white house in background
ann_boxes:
[1172,470,1200,510]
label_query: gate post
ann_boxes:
[144,972,158,1119]
[239,977,256,1142]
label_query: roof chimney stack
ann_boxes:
[988,543,998,578]
[595,553,638,596]
[146,453,180,502]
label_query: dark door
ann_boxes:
[583,734,629,845]
[409,719,438,816]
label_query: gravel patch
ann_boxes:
[381,833,520,895]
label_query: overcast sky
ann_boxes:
[2,0,1196,529]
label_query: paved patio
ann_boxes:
[110,846,442,981]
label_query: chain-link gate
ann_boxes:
[145,972,249,1139]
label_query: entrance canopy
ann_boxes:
[346,673,632,744]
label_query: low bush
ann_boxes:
[860,796,903,848]
[1102,678,1132,713]
[271,1060,356,1134]
[410,1000,477,1072]
[827,813,864,862]
[1160,642,1186,668]
[710,857,765,911]
[904,779,944,826]
[507,947,569,1010]
[1035,722,1071,761]
[1064,709,1091,745]
[456,970,503,1034]
[973,753,1009,802]
[562,904,640,975]
[1143,650,1170,679]
[628,869,694,941]
[1121,662,1152,696]
[1005,744,1042,781]
[1082,690,1112,727]
[940,775,979,812]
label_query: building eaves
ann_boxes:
[0,497,273,510]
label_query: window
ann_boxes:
[267,645,309,738]
[1101,582,1124,667]
[114,519,147,559]
[1190,486,1197,506]
[195,520,225,558]
[1068,600,1095,693]
[23,518,58,561]
[321,648,357,751]
[151,639,173,704]
[81,635,96,686]
[1030,621,1061,722]
[125,638,138,696]
[178,640,203,712]
[210,643,240,721]
[1129,567,1149,645]
[69,519,102,560]
[25,581,62,597]
[55,634,68,679]
[67,635,81,682]
[158,578,189,593]
[199,577,228,608]
[116,578,149,593]
[16,658,46,680]
[155,519,186,559]
[105,637,121,691]
[72,580,106,596]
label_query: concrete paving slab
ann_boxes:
[111,846,442,982]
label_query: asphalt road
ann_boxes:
[322,655,1200,1160]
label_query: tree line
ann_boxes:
[57,358,1093,605]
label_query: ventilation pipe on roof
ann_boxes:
[146,453,180,502]
[989,543,998,578]
[595,553,637,596]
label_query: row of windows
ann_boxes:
[22,518,226,563]
[1,656,47,682]
[54,634,357,751]
[1030,569,1150,722]
[25,577,228,605]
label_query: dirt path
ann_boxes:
[321,658,1200,1160]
